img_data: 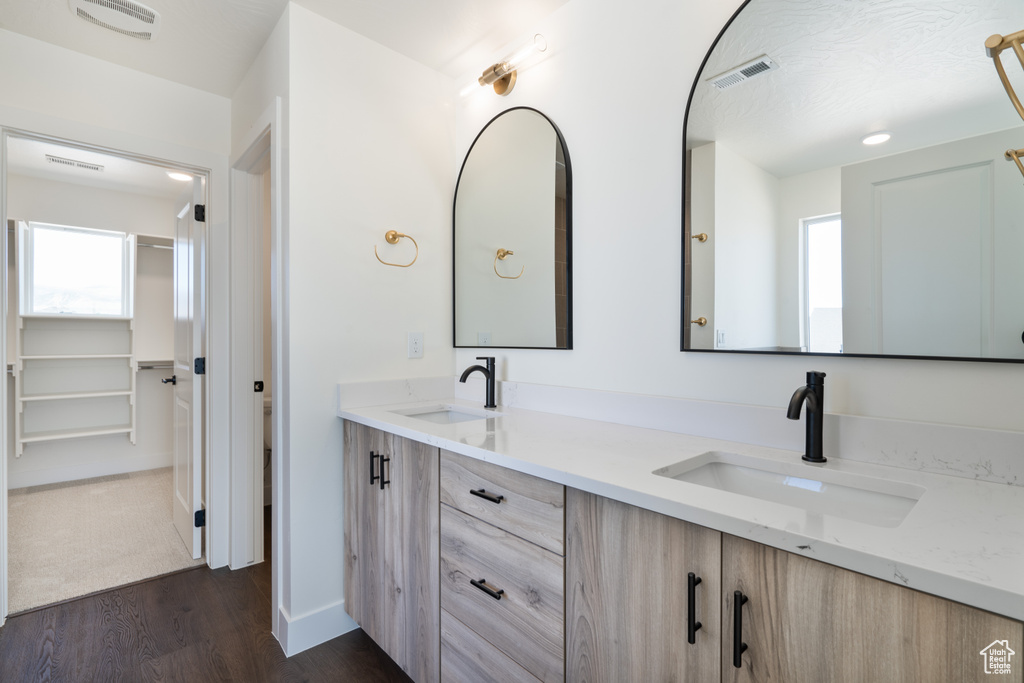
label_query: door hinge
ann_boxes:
[194,357,206,375]
[194,509,206,527]
[194,204,206,222]
[254,381,264,392]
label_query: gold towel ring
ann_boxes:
[374,230,418,268]
[494,248,524,279]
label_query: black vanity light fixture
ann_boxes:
[462,34,547,97]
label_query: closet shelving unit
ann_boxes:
[14,314,137,456]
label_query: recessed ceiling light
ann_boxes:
[861,131,892,146]
[166,171,191,181]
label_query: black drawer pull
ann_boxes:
[370,451,380,486]
[470,488,504,504]
[470,578,504,600]
[733,590,749,668]
[379,456,391,490]
[687,572,702,644]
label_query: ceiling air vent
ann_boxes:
[46,154,105,173]
[708,55,778,90]
[68,0,161,41]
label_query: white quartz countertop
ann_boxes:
[338,398,1024,621]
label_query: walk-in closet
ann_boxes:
[4,135,203,613]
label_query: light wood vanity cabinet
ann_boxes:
[723,535,1023,683]
[565,487,1023,683]
[439,450,566,683]
[342,422,1022,683]
[566,488,723,682]
[343,422,440,682]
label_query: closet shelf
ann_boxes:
[19,314,133,321]
[20,390,133,402]
[19,354,133,361]
[20,425,134,444]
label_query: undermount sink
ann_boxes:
[390,404,503,425]
[654,451,925,528]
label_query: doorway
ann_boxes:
[1,130,209,615]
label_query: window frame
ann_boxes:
[19,221,136,318]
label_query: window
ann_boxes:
[20,222,135,317]
[803,215,843,353]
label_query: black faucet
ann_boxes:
[787,371,826,463]
[459,356,496,409]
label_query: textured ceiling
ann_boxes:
[0,0,569,98]
[686,0,1024,177]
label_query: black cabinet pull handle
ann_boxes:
[470,578,504,600]
[470,488,504,504]
[380,456,390,490]
[687,572,702,644]
[161,375,176,385]
[733,590,749,668]
[370,451,380,486]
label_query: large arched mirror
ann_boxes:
[683,0,1024,362]
[454,107,572,349]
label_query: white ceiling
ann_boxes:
[7,136,192,199]
[686,0,1024,178]
[0,0,569,98]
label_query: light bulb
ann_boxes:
[861,131,892,146]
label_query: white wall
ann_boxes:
[712,142,779,350]
[453,0,1024,432]
[229,3,456,653]
[776,166,841,349]
[0,28,233,571]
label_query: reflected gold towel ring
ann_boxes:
[494,248,524,279]
[374,230,418,268]
[986,30,1024,180]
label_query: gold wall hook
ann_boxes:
[494,248,524,279]
[374,230,418,268]
[692,233,708,243]
[690,317,708,327]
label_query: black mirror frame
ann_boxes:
[680,0,1024,364]
[453,106,573,350]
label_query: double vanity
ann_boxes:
[339,385,1024,682]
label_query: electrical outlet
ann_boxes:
[408,332,423,358]
[477,332,491,346]
[716,330,726,348]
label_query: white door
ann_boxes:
[172,178,205,558]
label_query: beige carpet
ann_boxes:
[7,467,205,614]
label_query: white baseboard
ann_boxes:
[277,599,358,657]
[7,453,173,489]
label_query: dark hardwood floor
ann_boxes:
[0,507,412,682]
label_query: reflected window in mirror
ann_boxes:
[454,107,572,349]
[682,0,1024,362]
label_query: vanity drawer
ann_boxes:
[440,505,564,683]
[441,609,541,683]
[440,449,565,554]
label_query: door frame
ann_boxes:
[0,126,216,624]
[229,97,284,637]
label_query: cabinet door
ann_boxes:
[566,489,722,682]
[389,434,440,683]
[723,534,1024,683]
[343,422,388,650]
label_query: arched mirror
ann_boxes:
[683,0,1024,362]
[454,107,572,349]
